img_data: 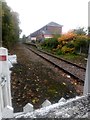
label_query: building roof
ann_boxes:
[30,21,63,37]
[47,22,63,27]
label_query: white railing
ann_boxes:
[0,47,13,119]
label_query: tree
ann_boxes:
[73,27,87,35]
[74,35,88,54]
[2,1,21,49]
[58,32,76,47]
[58,30,88,54]
[22,34,26,43]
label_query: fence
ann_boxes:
[0,47,13,119]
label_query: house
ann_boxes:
[29,22,63,42]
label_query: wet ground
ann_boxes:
[10,43,83,112]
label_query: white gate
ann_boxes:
[0,47,13,118]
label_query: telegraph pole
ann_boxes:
[0,0,2,47]
[83,44,90,95]
[83,1,90,118]
[83,1,90,95]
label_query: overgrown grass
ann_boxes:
[59,53,79,60]
[41,46,78,59]
[40,45,87,68]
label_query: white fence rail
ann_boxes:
[0,47,13,119]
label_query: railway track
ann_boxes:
[24,43,86,82]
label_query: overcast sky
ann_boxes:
[6,0,89,37]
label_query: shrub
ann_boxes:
[66,42,75,48]
[61,46,75,54]
[56,49,63,55]
[58,32,77,42]
[73,35,89,54]
[41,38,59,49]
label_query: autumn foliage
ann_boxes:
[41,29,89,54]
[58,32,77,42]
[57,31,89,54]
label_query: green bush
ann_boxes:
[61,46,75,54]
[41,38,59,49]
[66,42,75,48]
[56,49,63,55]
[73,37,89,54]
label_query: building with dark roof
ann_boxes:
[29,22,63,41]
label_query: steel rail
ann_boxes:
[24,44,85,83]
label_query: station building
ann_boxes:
[28,22,63,42]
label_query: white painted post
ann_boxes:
[58,97,66,103]
[83,44,90,95]
[23,103,34,113]
[0,47,12,115]
[42,100,51,108]
[2,106,13,118]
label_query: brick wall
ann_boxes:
[47,26,62,34]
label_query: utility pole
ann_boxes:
[83,1,90,96]
[83,44,90,95]
[0,0,2,47]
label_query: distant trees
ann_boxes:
[22,34,27,43]
[2,1,21,49]
[73,27,87,35]
[72,28,88,54]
